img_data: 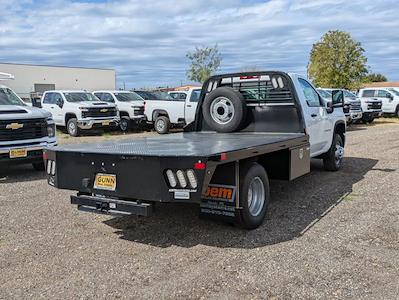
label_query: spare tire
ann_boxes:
[202,87,247,133]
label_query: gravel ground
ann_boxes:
[1,121,398,299]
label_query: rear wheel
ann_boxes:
[32,162,45,171]
[67,118,80,137]
[323,134,344,171]
[154,116,170,134]
[238,162,270,229]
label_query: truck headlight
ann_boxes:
[79,107,89,112]
[47,118,56,137]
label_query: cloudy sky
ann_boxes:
[1,0,398,88]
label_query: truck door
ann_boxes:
[185,89,201,124]
[298,79,331,156]
[51,93,65,125]
[42,92,62,125]
[376,89,394,113]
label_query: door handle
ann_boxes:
[50,106,54,109]
[311,114,317,117]
[187,105,192,107]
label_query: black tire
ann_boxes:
[120,117,130,132]
[67,118,80,137]
[395,105,399,118]
[362,115,374,124]
[202,87,247,133]
[154,116,170,134]
[238,162,270,229]
[323,134,344,171]
[32,161,45,171]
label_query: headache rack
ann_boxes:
[207,73,295,106]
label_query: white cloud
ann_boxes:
[0,0,398,88]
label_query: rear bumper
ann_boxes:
[77,117,120,129]
[71,194,153,217]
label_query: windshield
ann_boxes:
[64,92,99,102]
[133,91,157,100]
[317,89,332,99]
[114,92,143,102]
[344,90,357,98]
[0,87,26,106]
[387,88,399,96]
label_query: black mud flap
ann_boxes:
[199,184,240,223]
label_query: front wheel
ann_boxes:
[67,118,80,137]
[323,134,344,171]
[119,117,130,132]
[238,162,270,229]
[362,114,374,124]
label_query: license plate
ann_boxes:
[9,149,28,158]
[94,173,116,191]
[102,121,110,126]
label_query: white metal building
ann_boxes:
[0,62,116,101]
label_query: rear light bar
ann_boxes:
[165,169,198,189]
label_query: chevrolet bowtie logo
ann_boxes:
[100,109,108,113]
[6,123,24,130]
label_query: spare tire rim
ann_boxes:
[247,177,265,217]
[156,119,165,131]
[210,97,235,125]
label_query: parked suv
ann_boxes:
[358,88,399,117]
[93,91,145,131]
[318,88,363,124]
[41,91,119,136]
[0,83,56,170]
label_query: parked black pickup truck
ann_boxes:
[46,71,346,229]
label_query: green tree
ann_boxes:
[186,45,222,83]
[363,72,388,82]
[308,30,368,89]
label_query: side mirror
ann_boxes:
[386,93,394,100]
[326,101,334,113]
[56,98,64,108]
[332,90,344,107]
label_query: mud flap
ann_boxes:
[199,184,240,223]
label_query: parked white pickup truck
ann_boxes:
[41,91,120,136]
[358,88,399,117]
[318,88,363,124]
[0,81,57,170]
[93,91,145,131]
[144,87,202,134]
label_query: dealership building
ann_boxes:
[0,62,116,101]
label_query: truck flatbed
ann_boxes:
[53,132,307,157]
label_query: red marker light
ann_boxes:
[240,75,260,80]
[220,153,227,161]
[194,161,206,170]
[43,151,48,161]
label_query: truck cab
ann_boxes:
[0,81,57,170]
[41,90,120,136]
[358,88,399,117]
[93,90,145,131]
[144,87,202,134]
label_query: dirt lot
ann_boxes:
[1,120,398,299]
